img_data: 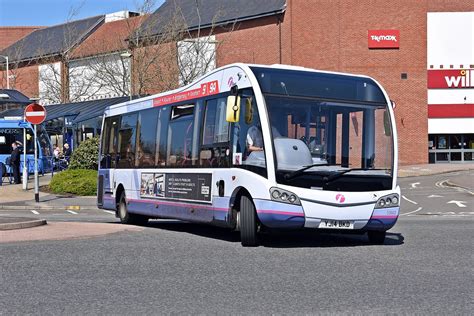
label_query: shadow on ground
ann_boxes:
[144,220,404,248]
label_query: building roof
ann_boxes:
[70,15,148,59]
[0,26,44,51]
[133,0,286,41]
[0,89,31,105]
[0,96,129,124]
[0,15,105,63]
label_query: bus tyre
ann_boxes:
[240,195,258,247]
[367,230,386,244]
[118,192,148,225]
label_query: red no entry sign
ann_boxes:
[24,103,47,125]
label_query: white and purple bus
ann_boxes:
[97,63,399,246]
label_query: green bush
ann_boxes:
[49,169,98,196]
[69,136,99,170]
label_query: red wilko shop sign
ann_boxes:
[368,30,400,49]
[428,69,474,89]
[153,80,219,106]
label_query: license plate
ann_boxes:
[319,219,354,229]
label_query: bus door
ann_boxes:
[100,116,120,194]
[115,113,138,191]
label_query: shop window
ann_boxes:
[464,134,474,149]
[449,135,462,149]
[437,135,447,149]
[436,152,449,161]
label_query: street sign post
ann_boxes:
[24,103,47,203]
[19,120,28,190]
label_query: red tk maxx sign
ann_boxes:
[24,103,47,125]
[368,30,400,49]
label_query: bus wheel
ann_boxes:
[240,195,258,247]
[367,230,386,244]
[118,192,148,225]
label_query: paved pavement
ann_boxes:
[399,171,473,217]
[0,217,472,314]
[0,217,46,230]
[1,163,473,210]
[397,162,474,178]
[0,173,98,209]
[0,171,473,314]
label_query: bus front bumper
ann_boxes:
[254,199,399,231]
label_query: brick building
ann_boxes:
[1,0,473,164]
[134,0,473,165]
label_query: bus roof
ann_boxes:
[104,63,386,116]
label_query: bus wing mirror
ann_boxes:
[390,100,396,109]
[226,95,241,123]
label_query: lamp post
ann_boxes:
[120,52,133,101]
[0,55,9,89]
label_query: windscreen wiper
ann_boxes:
[323,168,384,185]
[323,168,356,184]
[284,163,333,180]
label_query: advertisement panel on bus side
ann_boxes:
[140,172,212,202]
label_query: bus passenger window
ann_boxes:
[137,108,159,168]
[200,98,230,167]
[167,104,195,167]
[117,113,138,168]
[100,118,111,169]
[155,106,170,167]
[232,92,267,177]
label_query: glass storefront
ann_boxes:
[429,134,474,163]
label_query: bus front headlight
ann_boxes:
[375,194,399,209]
[270,187,301,205]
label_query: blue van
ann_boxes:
[0,119,53,174]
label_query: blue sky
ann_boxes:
[0,0,164,26]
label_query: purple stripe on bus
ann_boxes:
[128,198,229,212]
[371,215,398,219]
[257,209,305,216]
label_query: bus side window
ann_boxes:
[200,97,230,168]
[117,113,138,169]
[137,108,159,168]
[232,91,267,177]
[156,106,170,167]
[100,117,111,169]
[167,104,195,167]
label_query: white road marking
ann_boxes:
[402,195,418,205]
[447,200,467,208]
[67,210,78,215]
[435,180,445,188]
[31,210,40,215]
[410,182,420,189]
[401,207,423,216]
[428,194,443,198]
[103,210,115,215]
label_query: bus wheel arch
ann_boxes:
[229,186,249,228]
[230,187,259,247]
[116,185,148,225]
